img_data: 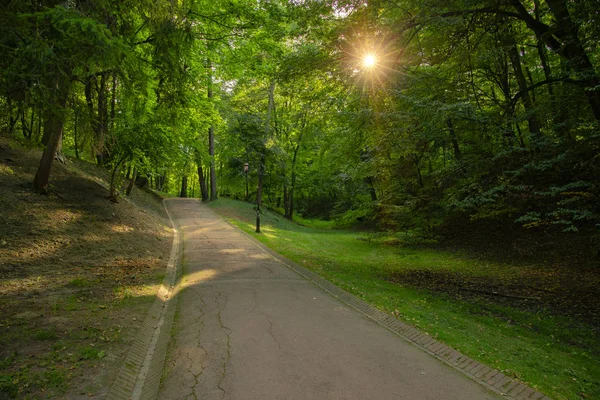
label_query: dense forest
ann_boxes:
[1,0,599,255]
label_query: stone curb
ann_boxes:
[106,199,183,400]
[216,207,551,400]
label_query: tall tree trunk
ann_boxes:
[86,73,110,165]
[504,34,541,142]
[35,109,42,143]
[20,108,28,139]
[180,176,188,198]
[446,119,462,161]
[197,163,209,201]
[365,177,377,201]
[283,183,289,217]
[257,82,276,210]
[73,105,80,159]
[33,74,70,194]
[110,72,117,133]
[7,100,17,136]
[208,124,217,200]
[288,169,296,221]
[207,59,217,201]
[126,166,137,196]
[41,116,51,145]
[109,156,124,202]
[286,144,301,220]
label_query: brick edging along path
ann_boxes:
[223,215,551,400]
[106,199,183,400]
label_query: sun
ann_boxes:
[363,54,376,68]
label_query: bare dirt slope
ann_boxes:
[0,138,172,399]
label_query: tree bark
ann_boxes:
[283,183,289,217]
[208,124,217,200]
[7,100,17,136]
[287,144,300,220]
[35,109,42,143]
[73,104,80,159]
[86,72,110,165]
[109,156,126,202]
[446,119,462,161]
[258,82,276,210]
[110,72,117,133]
[20,108,32,139]
[207,58,217,201]
[197,164,209,201]
[126,166,137,196]
[180,175,188,198]
[504,34,541,143]
[33,74,70,194]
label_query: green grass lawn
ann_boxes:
[209,197,599,400]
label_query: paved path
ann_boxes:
[159,199,500,400]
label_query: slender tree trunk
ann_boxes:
[97,73,108,164]
[109,157,124,202]
[126,166,137,196]
[197,164,209,201]
[365,177,377,201]
[20,108,28,139]
[257,152,265,208]
[287,144,301,220]
[288,170,296,221]
[7,100,17,136]
[41,117,51,145]
[446,119,462,161]
[73,105,79,159]
[413,155,424,188]
[257,82,276,211]
[33,74,70,194]
[208,125,217,200]
[86,73,110,165]
[504,34,541,141]
[110,72,117,133]
[29,107,35,140]
[36,109,42,143]
[207,59,217,201]
[180,176,188,198]
[283,183,289,217]
[21,107,33,140]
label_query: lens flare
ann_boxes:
[363,54,376,68]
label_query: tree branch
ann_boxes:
[511,77,583,106]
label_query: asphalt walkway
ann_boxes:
[159,199,500,400]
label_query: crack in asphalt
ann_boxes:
[189,290,208,400]
[253,289,281,352]
[265,314,282,351]
[212,285,232,399]
[184,351,199,400]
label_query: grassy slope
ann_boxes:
[0,138,172,398]
[209,197,599,400]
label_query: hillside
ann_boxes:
[0,138,172,398]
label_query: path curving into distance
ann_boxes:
[158,198,501,400]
